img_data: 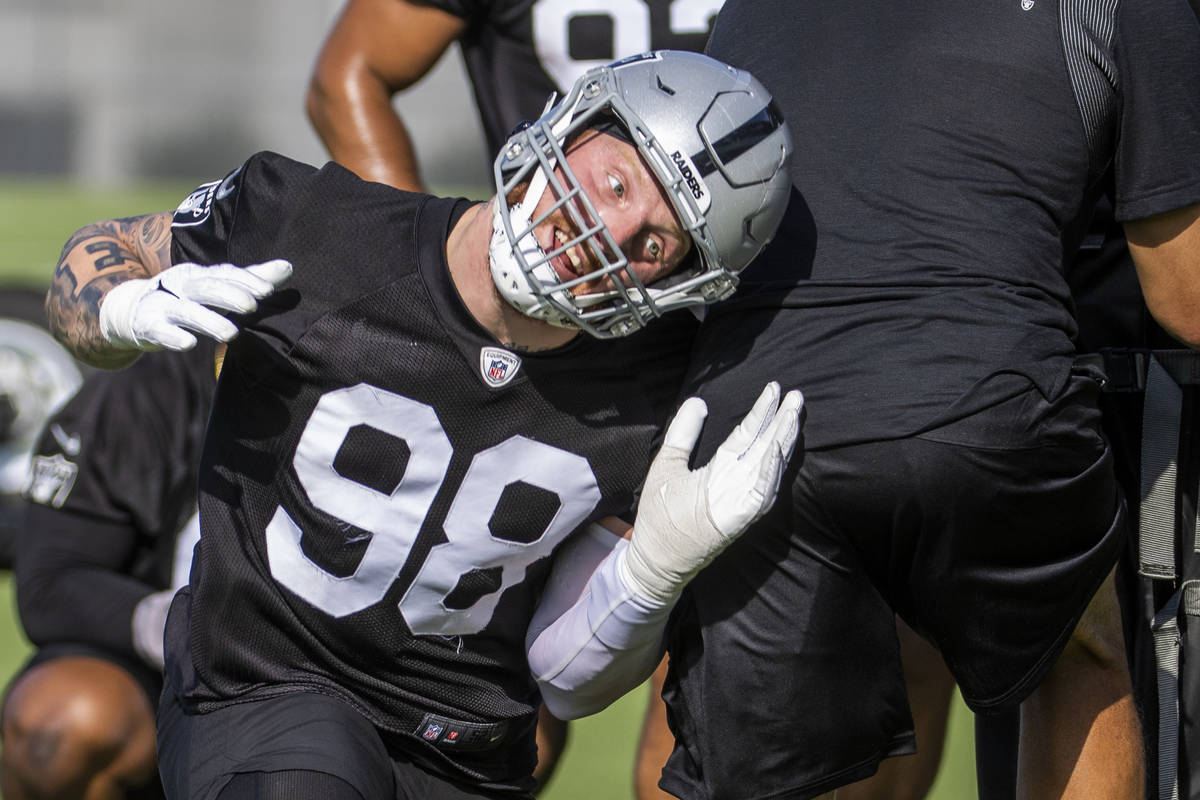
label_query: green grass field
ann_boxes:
[0,180,978,799]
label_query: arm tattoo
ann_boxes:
[47,212,173,368]
[45,271,134,369]
[138,213,173,267]
[84,240,136,271]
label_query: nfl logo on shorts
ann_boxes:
[479,346,522,388]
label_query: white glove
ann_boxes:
[620,382,804,605]
[99,259,293,352]
[131,588,176,671]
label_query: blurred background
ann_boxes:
[0,0,489,190]
[0,2,978,797]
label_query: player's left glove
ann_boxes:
[620,381,803,605]
[99,259,293,352]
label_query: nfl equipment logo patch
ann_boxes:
[479,346,522,388]
[421,722,444,742]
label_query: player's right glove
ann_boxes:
[620,381,803,605]
[98,259,292,352]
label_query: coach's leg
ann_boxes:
[633,658,673,800]
[1,657,159,800]
[533,706,568,793]
[839,618,954,800]
[1017,570,1143,799]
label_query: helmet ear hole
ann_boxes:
[734,215,753,244]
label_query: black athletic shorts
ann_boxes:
[156,676,530,800]
[661,369,1127,799]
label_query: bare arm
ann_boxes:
[46,212,174,369]
[1125,202,1200,348]
[306,0,467,191]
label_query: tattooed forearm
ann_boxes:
[54,216,163,294]
[45,271,138,369]
[47,212,173,368]
[137,213,173,267]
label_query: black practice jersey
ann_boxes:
[18,344,214,659]
[687,0,1200,453]
[425,0,721,157]
[166,152,692,792]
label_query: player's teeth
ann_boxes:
[556,231,583,273]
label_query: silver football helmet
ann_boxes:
[489,50,793,338]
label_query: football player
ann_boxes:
[0,288,85,569]
[307,0,722,194]
[45,52,798,799]
[307,3,727,794]
[1,345,214,800]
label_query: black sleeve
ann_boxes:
[1112,0,1200,221]
[169,151,431,375]
[169,151,306,268]
[16,345,214,656]
[16,507,152,655]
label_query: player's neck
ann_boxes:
[446,201,579,352]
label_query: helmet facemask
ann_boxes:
[488,113,660,335]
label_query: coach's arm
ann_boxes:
[1126,202,1200,348]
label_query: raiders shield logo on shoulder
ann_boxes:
[479,346,522,388]
[172,180,219,228]
[25,453,78,508]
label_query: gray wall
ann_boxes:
[0,0,490,189]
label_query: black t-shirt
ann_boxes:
[685,0,1200,453]
[424,0,720,157]
[166,151,692,792]
[18,343,214,658]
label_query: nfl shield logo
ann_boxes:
[479,346,522,388]
[422,722,444,741]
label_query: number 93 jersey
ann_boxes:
[427,0,723,156]
[166,152,694,790]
